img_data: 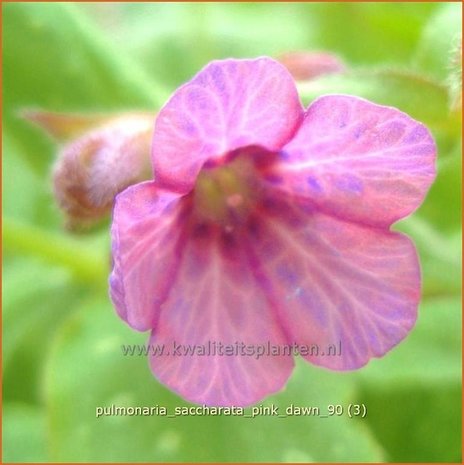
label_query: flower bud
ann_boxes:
[277,51,346,81]
[50,113,153,230]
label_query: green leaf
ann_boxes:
[45,297,384,462]
[300,2,438,64]
[359,384,461,462]
[2,403,47,462]
[76,2,316,89]
[2,133,54,226]
[356,297,461,385]
[77,3,437,90]
[397,143,461,297]
[415,143,462,232]
[354,297,462,461]
[2,257,88,405]
[414,2,462,81]
[3,258,69,366]
[397,219,461,298]
[3,2,167,175]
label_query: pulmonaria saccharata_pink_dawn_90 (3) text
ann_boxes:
[108,57,436,407]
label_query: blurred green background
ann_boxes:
[2,2,462,462]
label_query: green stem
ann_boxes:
[3,218,108,287]
[66,2,171,107]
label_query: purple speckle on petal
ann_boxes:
[353,124,367,140]
[279,150,292,161]
[404,124,428,144]
[210,65,227,93]
[182,121,198,136]
[381,121,406,145]
[276,263,299,287]
[298,289,328,326]
[306,175,323,192]
[334,104,350,128]
[335,175,363,194]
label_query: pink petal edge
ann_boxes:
[149,227,294,407]
[109,182,189,331]
[247,194,421,370]
[152,57,304,193]
[263,94,436,227]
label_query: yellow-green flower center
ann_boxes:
[193,157,258,229]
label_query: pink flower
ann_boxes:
[109,57,436,406]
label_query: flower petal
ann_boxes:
[109,182,190,331]
[264,95,436,227]
[248,196,420,370]
[152,57,304,193]
[149,227,294,406]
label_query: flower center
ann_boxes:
[193,156,259,230]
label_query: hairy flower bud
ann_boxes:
[277,51,346,81]
[49,113,153,230]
